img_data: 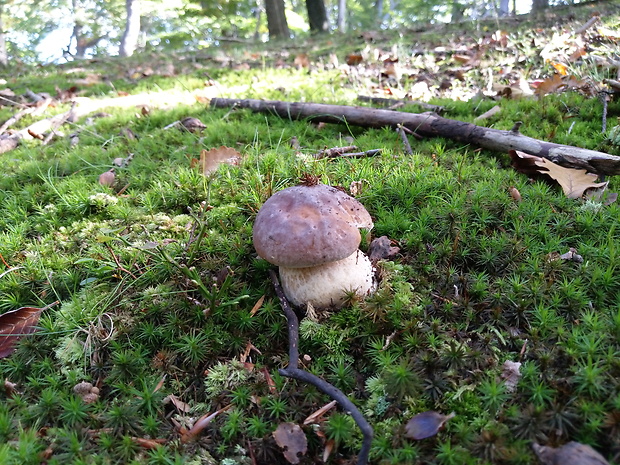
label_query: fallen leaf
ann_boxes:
[349,180,368,197]
[534,158,607,199]
[559,247,584,263]
[323,439,335,462]
[99,169,116,187]
[303,400,337,425]
[260,367,277,394]
[500,360,521,393]
[532,441,609,465]
[131,437,167,449]
[346,54,363,66]
[368,236,401,262]
[163,394,191,412]
[4,379,18,396]
[294,53,310,69]
[180,117,206,132]
[0,302,58,358]
[404,411,456,440]
[474,105,501,122]
[272,422,308,464]
[180,404,231,443]
[533,74,566,96]
[249,295,265,317]
[196,146,241,176]
[551,62,569,76]
[509,186,522,202]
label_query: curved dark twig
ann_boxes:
[269,270,373,465]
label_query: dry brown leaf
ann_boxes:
[249,295,265,317]
[532,441,610,465]
[4,379,18,396]
[272,423,308,464]
[303,400,337,425]
[534,74,566,96]
[501,360,522,393]
[346,54,364,66]
[131,437,167,449]
[99,169,116,187]
[0,301,58,358]
[323,439,335,462]
[551,62,569,76]
[509,186,522,202]
[368,236,401,262]
[180,404,231,443]
[534,158,607,199]
[180,117,206,133]
[163,394,191,413]
[197,146,241,176]
[405,411,456,440]
[294,53,310,69]
[474,105,501,122]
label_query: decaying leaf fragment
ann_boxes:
[534,158,607,199]
[532,441,610,465]
[0,301,59,358]
[180,404,231,443]
[273,422,308,464]
[404,411,456,440]
[501,360,521,393]
[192,146,241,176]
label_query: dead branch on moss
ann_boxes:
[269,270,373,465]
[210,98,620,176]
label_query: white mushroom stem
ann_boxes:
[279,250,377,309]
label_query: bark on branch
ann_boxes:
[269,270,373,465]
[210,98,620,176]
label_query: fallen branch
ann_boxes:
[357,95,444,113]
[210,98,620,176]
[269,270,373,465]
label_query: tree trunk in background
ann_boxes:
[120,0,141,57]
[71,0,104,58]
[265,0,290,39]
[532,0,549,13]
[451,1,465,22]
[499,0,509,16]
[306,0,329,33]
[337,0,346,32]
[0,5,8,68]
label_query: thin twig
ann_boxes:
[269,270,373,465]
[601,92,609,133]
[357,94,444,113]
[574,14,599,35]
[397,124,413,155]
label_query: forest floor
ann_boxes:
[1,2,620,464]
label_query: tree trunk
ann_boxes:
[532,0,549,13]
[71,0,104,58]
[337,0,346,33]
[120,0,141,57]
[209,98,620,176]
[265,0,290,40]
[451,1,465,22]
[499,0,510,16]
[0,5,8,68]
[306,0,329,33]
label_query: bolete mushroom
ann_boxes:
[253,182,377,308]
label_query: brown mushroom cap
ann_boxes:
[253,183,373,268]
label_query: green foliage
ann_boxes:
[1,10,620,464]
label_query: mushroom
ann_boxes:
[253,182,377,308]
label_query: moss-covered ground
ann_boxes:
[1,4,620,464]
